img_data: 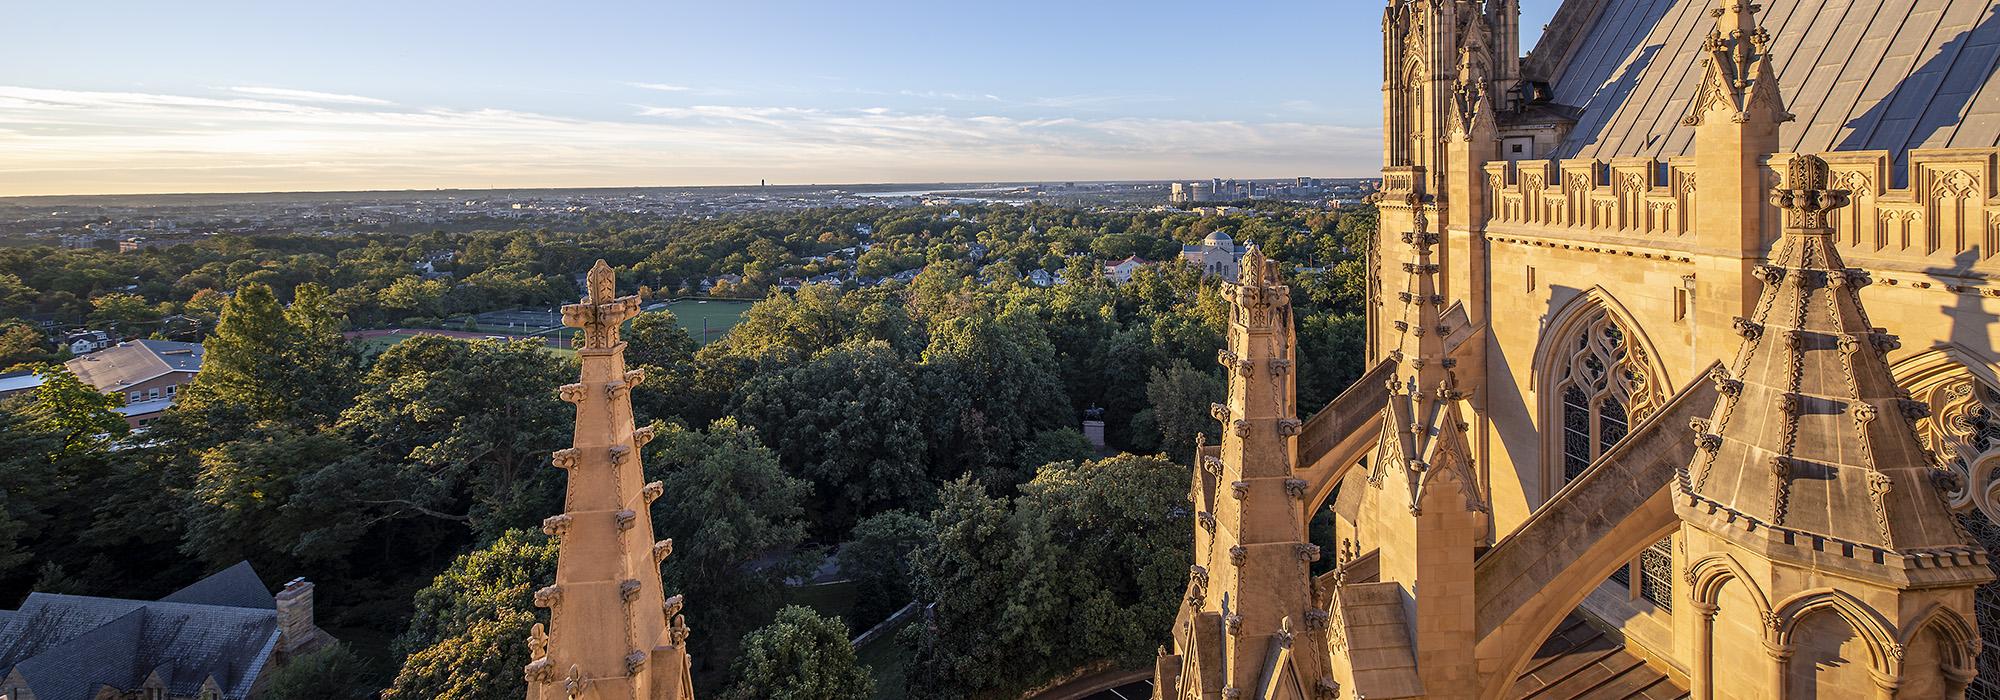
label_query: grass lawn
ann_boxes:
[854,615,915,700]
[353,330,575,359]
[662,298,755,345]
[782,579,859,624]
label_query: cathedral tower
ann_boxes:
[525,260,695,700]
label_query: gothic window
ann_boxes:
[1548,304,1669,608]
[1909,375,2000,700]
[1551,310,1656,484]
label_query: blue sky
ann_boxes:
[0,0,1563,195]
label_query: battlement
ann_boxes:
[1482,148,2000,275]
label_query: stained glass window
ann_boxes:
[1550,305,1667,605]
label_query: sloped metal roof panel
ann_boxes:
[1546,0,2000,160]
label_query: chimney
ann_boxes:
[276,578,318,654]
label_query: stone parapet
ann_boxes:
[1483,149,2000,276]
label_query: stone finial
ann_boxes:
[562,259,641,350]
[1770,155,1852,231]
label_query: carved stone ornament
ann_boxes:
[558,383,588,404]
[1772,155,1853,230]
[1232,419,1251,437]
[1284,478,1310,500]
[663,594,685,618]
[633,425,658,448]
[533,584,562,608]
[562,664,590,698]
[623,368,646,388]
[670,614,691,645]
[620,579,642,602]
[1277,418,1304,436]
[541,513,573,539]
[524,657,555,684]
[624,650,647,676]
[1231,481,1251,500]
[641,480,665,503]
[551,448,579,470]
[1230,545,1248,567]
[608,444,631,465]
[1295,543,1322,562]
[1197,511,1217,531]
[652,539,675,563]
[1225,613,1243,636]
[615,509,638,531]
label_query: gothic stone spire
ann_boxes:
[1683,0,1791,127]
[1679,156,1989,587]
[527,260,695,700]
[1160,244,1328,697]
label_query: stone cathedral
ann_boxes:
[1157,0,2000,699]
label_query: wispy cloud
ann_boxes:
[225,86,394,106]
[0,86,1378,196]
[628,82,694,92]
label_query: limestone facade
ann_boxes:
[1160,1,2000,698]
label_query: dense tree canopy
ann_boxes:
[725,606,875,700]
[0,200,1377,697]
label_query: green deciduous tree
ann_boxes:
[646,418,812,687]
[837,510,934,627]
[88,292,162,337]
[918,312,1069,487]
[626,309,698,368]
[259,643,377,700]
[736,340,930,535]
[387,529,556,700]
[908,455,1191,698]
[0,323,52,369]
[723,606,874,700]
[21,363,127,454]
[326,336,570,545]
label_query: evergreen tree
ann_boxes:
[723,606,874,700]
[172,282,289,431]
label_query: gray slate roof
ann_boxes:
[64,339,204,392]
[1545,0,2000,163]
[0,563,279,700]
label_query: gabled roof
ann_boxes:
[1542,0,2000,162]
[159,561,274,610]
[0,562,280,700]
[64,340,203,392]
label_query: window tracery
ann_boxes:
[1547,304,1670,610]
[1551,309,1657,484]
[1908,373,2000,700]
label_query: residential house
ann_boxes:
[0,562,334,700]
[64,339,204,428]
[1102,255,1151,285]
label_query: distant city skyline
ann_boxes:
[0,0,1561,196]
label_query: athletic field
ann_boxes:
[660,298,756,345]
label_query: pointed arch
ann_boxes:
[1773,589,1903,676]
[1685,552,1772,615]
[1532,286,1672,500]
[1900,602,1979,670]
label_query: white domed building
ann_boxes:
[1180,229,1248,282]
